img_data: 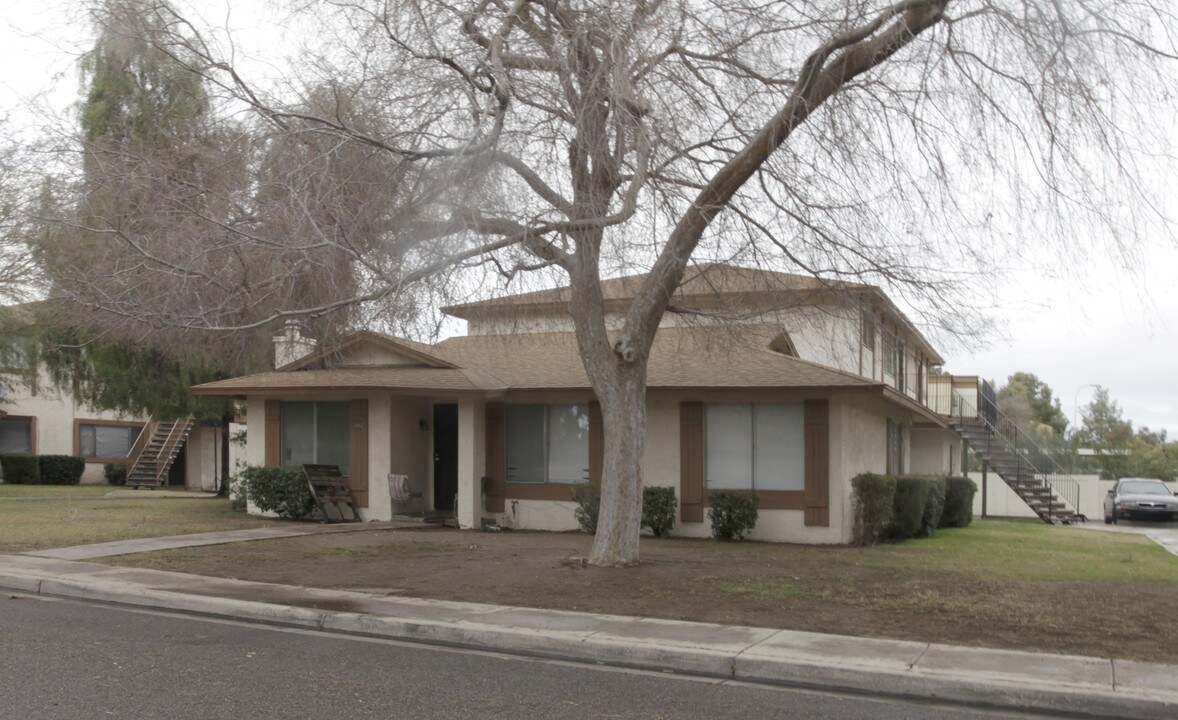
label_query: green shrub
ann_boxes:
[103,462,127,486]
[642,486,677,538]
[571,482,600,533]
[918,477,947,538]
[0,454,39,484]
[884,476,932,541]
[851,473,896,546]
[940,476,978,528]
[38,455,85,485]
[238,466,315,520]
[707,491,759,540]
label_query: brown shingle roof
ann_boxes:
[192,324,878,397]
[192,366,504,397]
[278,330,457,371]
[443,263,858,318]
[434,325,878,391]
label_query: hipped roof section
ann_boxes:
[192,324,880,397]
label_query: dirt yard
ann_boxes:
[104,521,1178,663]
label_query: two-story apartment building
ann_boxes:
[193,264,962,543]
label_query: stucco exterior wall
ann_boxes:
[968,472,1107,520]
[384,396,431,515]
[484,390,910,545]
[910,427,960,476]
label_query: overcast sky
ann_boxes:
[3,2,1176,437]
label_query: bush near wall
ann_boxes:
[38,455,85,485]
[940,476,978,528]
[238,466,316,520]
[573,485,679,538]
[571,482,600,533]
[642,486,677,538]
[0,454,39,484]
[707,490,759,540]
[104,463,127,486]
[918,477,947,538]
[851,473,896,546]
[883,476,933,542]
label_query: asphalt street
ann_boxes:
[0,594,1047,720]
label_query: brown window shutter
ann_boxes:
[349,399,369,508]
[804,399,830,527]
[264,400,281,467]
[680,401,704,523]
[589,401,603,486]
[484,402,505,513]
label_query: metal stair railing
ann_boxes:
[949,384,1080,521]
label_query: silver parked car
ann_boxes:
[1104,477,1178,524]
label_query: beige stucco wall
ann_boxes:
[480,390,920,545]
[345,345,420,367]
[1,370,149,484]
[968,472,1106,520]
[384,396,432,516]
[910,427,960,476]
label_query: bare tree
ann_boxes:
[0,126,39,304]
[44,0,1178,565]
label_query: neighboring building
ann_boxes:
[0,306,220,489]
[194,264,965,543]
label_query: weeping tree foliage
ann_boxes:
[33,1,1178,565]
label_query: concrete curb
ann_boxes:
[2,563,1175,720]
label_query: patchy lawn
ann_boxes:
[102,519,1178,663]
[0,490,302,554]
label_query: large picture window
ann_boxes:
[281,401,350,474]
[506,404,589,484]
[78,422,142,460]
[0,416,33,454]
[704,403,804,491]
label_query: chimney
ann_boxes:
[273,320,318,369]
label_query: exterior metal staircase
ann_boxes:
[126,418,194,488]
[939,380,1080,525]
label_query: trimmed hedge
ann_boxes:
[851,473,896,546]
[642,486,677,538]
[707,490,759,540]
[884,476,932,542]
[573,484,680,538]
[104,462,127,486]
[918,477,947,538]
[38,455,85,485]
[940,476,978,528]
[238,465,316,520]
[0,454,39,484]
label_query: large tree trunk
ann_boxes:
[588,366,648,567]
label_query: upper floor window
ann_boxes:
[883,330,897,376]
[78,422,143,460]
[862,313,876,349]
[705,403,804,492]
[506,404,589,484]
[0,416,33,454]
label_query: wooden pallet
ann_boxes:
[303,464,361,523]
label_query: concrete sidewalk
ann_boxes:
[1,551,1175,719]
[21,520,430,560]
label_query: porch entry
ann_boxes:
[433,403,458,513]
